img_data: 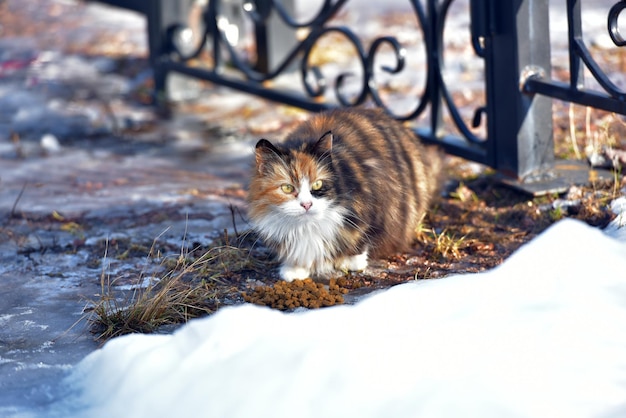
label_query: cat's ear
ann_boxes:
[314,130,333,154]
[255,139,283,174]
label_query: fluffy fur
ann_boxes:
[248,108,442,281]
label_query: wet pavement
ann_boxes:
[0,81,262,415]
[0,136,256,414]
[0,1,277,413]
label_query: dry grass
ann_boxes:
[430,229,467,260]
[87,230,270,341]
[90,271,218,341]
[86,165,623,343]
[84,103,626,344]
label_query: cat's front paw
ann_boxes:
[279,265,311,282]
[335,251,368,272]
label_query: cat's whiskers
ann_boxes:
[252,202,348,275]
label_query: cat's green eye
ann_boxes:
[311,180,323,191]
[281,183,295,194]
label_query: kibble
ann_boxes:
[243,278,348,311]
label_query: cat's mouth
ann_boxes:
[295,207,319,218]
[281,208,315,218]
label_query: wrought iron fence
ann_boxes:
[96,0,626,194]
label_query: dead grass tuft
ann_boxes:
[87,230,270,341]
[85,139,624,343]
[90,272,218,341]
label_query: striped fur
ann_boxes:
[248,108,442,281]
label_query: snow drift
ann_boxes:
[56,219,626,418]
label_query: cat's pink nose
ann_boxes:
[301,201,312,211]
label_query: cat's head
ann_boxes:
[248,132,335,221]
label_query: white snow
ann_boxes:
[46,218,626,418]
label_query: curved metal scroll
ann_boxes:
[608,0,626,47]
[164,0,487,146]
[526,0,626,113]
[569,0,626,101]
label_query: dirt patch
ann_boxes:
[76,156,621,342]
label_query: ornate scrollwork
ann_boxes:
[164,0,486,145]
[608,0,626,47]
[567,0,626,101]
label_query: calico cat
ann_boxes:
[248,108,442,281]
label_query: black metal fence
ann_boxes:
[96,0,626,194]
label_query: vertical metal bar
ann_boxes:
[143,0,196,103]
[206,0,223,72]
[427,0,444,137]
[485,0,554,180]
[143,1,167,101]
[253,0,270,73]
[567,0,584,89]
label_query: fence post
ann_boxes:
[485,0,554,188]
[127,0,196,104]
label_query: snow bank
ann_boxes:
[56,219,626,418]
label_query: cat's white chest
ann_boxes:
[253,200,347,278]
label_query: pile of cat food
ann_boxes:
[243,278,349,310]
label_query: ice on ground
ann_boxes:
[1,48,148,140]
[48,219,626,418]
[605,196,626,241]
